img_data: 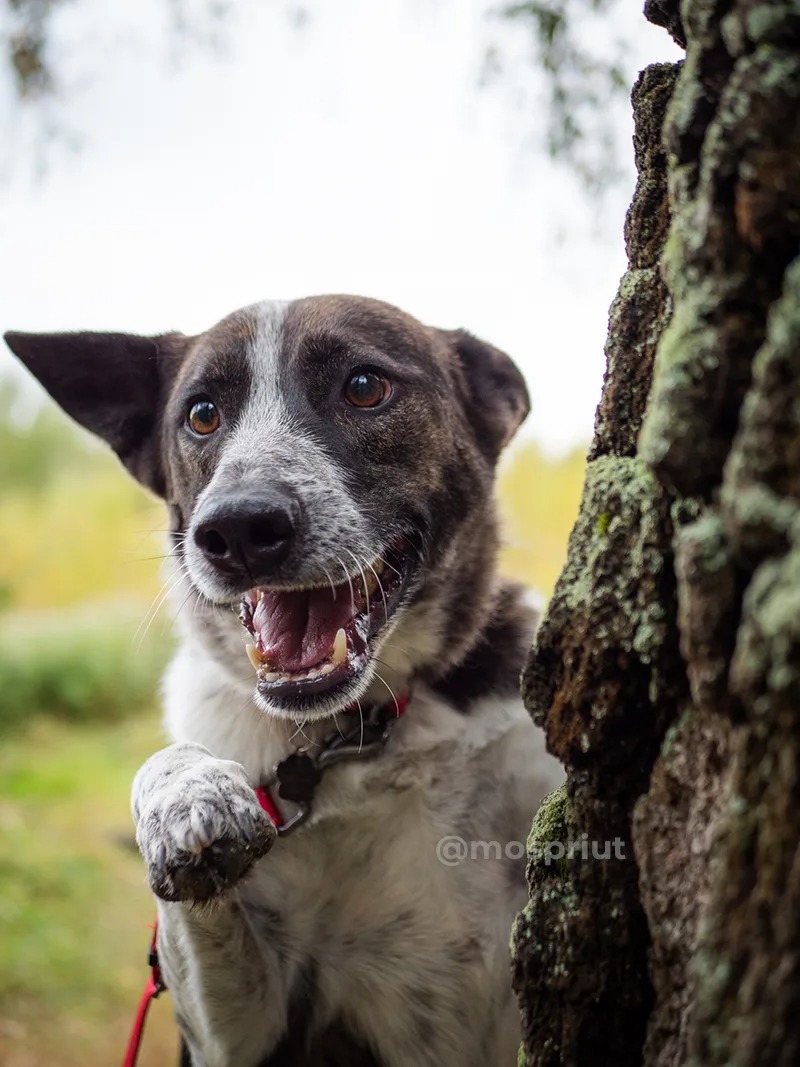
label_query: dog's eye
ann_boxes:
[188,400,221,435]
[343,371,391,409]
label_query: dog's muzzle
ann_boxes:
[238,535,417,713]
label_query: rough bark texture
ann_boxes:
[512,2,800,1065]
[511,60,683,1067]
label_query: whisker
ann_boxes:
[133,568,185,650]
[355,697,364,753]
[334,556,357,614]
[364,558,388,624]
[371,668,401,716]
[376,643,415,667]
[319,561,338,600]
[397,521,427,562]
[234,690,259,721]
[376,554,403,580]
[169,584,200,629]
[290,719,317,748]
[120,554,180,564]
[345,549,370,617]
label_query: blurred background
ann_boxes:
[0,2,679,1063]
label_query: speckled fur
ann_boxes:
[4,297,563,1067]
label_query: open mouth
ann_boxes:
[238,541,413,710]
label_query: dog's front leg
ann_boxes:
[132,742,276,902]
[133,743,290,1067]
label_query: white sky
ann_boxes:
[0,0,680,454]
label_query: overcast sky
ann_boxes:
[0,0,680,454]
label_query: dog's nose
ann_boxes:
[193,489,298,581]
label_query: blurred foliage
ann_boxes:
[0,378,88,494]
[4,0,58,100]
[498,436,585,593]
[0,605,172,732]
[0,380,164,613]
[487,0,630,190]
[0,379,170,734]
[0,0,643,192]
[0,714,179,1067]
[1,0,232,100]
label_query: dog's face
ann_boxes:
[5,296,528,720]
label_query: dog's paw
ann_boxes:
[132,743,277,903]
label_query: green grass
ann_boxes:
[0,603,172,734]
[0,714,180,1067]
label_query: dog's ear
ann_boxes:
[3,330,191,497]
[443,329,530,459]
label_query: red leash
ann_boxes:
[123,691,409,1065]
[254,783,285,828]
[123,921,164,1067]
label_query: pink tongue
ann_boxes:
[252,585,355,671]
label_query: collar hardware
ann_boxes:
[258,692,409,836]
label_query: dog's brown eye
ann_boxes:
[344,371,391,409]
[188,400,220,435]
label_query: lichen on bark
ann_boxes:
[514,1,800,1064]
[634,2,800,1063]
[512,60,683,1067]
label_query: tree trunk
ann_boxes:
[512,2,800,1065]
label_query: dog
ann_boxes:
[5,296,562,1067]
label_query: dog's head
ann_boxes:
[5,296,528,720]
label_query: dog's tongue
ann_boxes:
[251,585,354,671]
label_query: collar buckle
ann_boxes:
[274,803,311,835]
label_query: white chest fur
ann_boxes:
[153,634,561,1067]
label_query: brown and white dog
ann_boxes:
[5,296,562,1067]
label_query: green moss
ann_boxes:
[639,285,721,469]
[728,793,748,817]
[731,543,800,708]
[693,949,733,1004]
[744,3,800,45]
[724,484,798,546]
[516,785,576,897]
[723,258,800,537]
[527,784,569,854]
[679,512,730,573]
[560,456,670,666]
[660,706,691,761]
[616,267,656,302]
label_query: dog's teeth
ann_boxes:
[320,663,334,675]
[331,628,347,666]
[246,643,268,671]
[373,559,385,575]
[264,671,279,682]
[365,570,379,596]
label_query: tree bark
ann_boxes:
[512,2,800,1064]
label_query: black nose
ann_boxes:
[193,488,298,582]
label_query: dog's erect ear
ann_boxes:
[444,329,530,459]
[3,330,191,497]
